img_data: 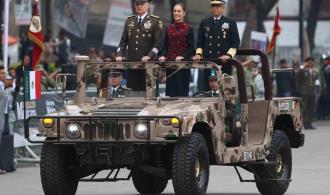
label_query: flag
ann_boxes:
[290,100,297,110]
[267,6,281,54]
[24,71,42,100]
[28,0,44,70]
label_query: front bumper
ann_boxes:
[25,115,182,144]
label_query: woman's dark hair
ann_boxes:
[174,3,186,12]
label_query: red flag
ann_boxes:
[267,6,281,54]
[28,0,44,70]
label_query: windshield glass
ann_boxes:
[84,62,222,99]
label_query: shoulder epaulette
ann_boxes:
[151,15,160,19]
[128,15,136,18]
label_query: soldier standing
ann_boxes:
[296,57,319,129]
[116,0,163,91]
[193,0,240,91]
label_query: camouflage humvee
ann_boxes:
[25,49,304,195]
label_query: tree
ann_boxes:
[307,0,322,53]
[232,0,279,48]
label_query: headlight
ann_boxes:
[134,123,148,139]
[171,118,180,128]
[42,118,54,128]
[66,123,81,140]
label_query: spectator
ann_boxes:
[41,34,55,72]
[15,55,32,90]
[88,47,98,62]
[296,57,319,129]
[9,67,16,89]
[254,63,264,99]
[55,29,71,68]
[0,66,10,174]
[36,65,58,91]
[5,75,15,134]
[316,56,330,119]
[159,3,194,97]
[275,59,293,97]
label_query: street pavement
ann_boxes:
[1,121,330,195]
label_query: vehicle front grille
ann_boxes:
[93,109,142,116]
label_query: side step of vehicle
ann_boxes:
[80,168,131,182]
[234,166,292,183]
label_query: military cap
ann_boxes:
[109,70,123,77]
[210,0,225,6]
[208,69,217,80]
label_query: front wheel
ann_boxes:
[40,144,79,195]
[255,130,292,195]
[172,133,210,195]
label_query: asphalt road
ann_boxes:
[1,121,330,195]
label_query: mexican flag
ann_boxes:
[28,0,44,70]
[24,71,42,100]
[290,100,297,110]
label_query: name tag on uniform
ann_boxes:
[222,22,229,29]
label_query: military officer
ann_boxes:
[193,0,240,91]
[108,71,128,98]
[296,57,319,129]
[116,0,163,91]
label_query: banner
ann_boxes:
[251,31,268,53]
[15,0,32,26]
[28,1,44,70]
[103,0,132,46]
[53,0,90,38]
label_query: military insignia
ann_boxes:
[222,22,229,29]
[129,22,135,27]
[144,21,152,29]
[29,16,41,33]
[205,27,210,31]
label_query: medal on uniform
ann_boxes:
[144,21,151,29]
[222,22,229,29]
[129,21,135,27]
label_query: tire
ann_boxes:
[172,133,210,195]
[132,168,168,194]
[40,144,79,195]
[255,130,292,195]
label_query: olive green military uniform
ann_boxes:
[117,14,163,91]
[296,68,319,128]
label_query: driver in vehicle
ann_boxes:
[108,71,129,98]
[205,73,220,97]
[194,71,220,97]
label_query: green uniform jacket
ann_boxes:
[117,14,163,60]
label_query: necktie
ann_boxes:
[215,19,220,24]
[212,92,217,97]
[138,17,142,26]
[112,89,116,97]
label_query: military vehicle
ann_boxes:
[25,49,304,195]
